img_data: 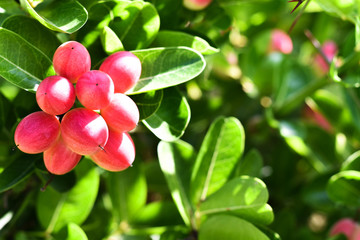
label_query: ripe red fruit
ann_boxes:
[61,108,109,155]
[330,218,356,239]
[99,51,141,93]
[53,41,91,83]
[75,70,114,110]
[43,135,82,175]
[100,93,139,133]
[36,75,76,115]
[14,111,60,154]
[91,130,135,171]
[269,29,293,54]
[183,0,212,11]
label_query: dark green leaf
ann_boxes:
[36,159,100,233]
[151,30,219,55]
[130,90,163,120]
[19,0,88,34]
[190,116,245,204]
[198,215,269,240]
[143,87,190,141]
[128,47,206,94]
[327,170,360,206]
[0,27,54,92]
[157,140,196,227]
[199,176,273,225]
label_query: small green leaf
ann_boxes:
[128,47,206,94]
[19,0,88,34]
[199,176,273,225]
[143,87,190,141]
[327,170,360,206]
[36,159,100,233]
[342,150,360,171]
[151,30,219,55]
[130,90,163,120]
[2,15,61,59]
[100,26,124,55]
[157,140,197,227]
[53,223,88,240]
[190,116,245,204]
[106,164,147,223]
[0,155,38,193]
[198,215,269,240]
[0,27,54,92]
[235,148,263,178]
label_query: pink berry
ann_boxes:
[330,218,356,239]
[53,41,91,83]
[99,51,141,93]
[269,29,293,54]
[61,108,109,155]
[43,135,82,175]
[15,111,60,154]
[183,0,212,10]
[75,70,114,110]
[315,40,338,73]
[36,76,75,115]
[91,130,135,171]
[100,93,139,133]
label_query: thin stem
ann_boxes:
[288,0,312,34]
[304,29,332,67]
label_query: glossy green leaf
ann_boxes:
[128,47,206,94]
[106,164,147,223]
[54,223,88,240]
[143,87,190,141]
[100,26,124,55]
[190,116,245,204]
[0,0,23,25]
[19,0,88,34]
[131,201,184,227]
[0,27,54,92]
[198,215,269,240]
[130,90,163,120]
[342,150,360,171]
[157,140,196,227]
[36,159,100,233]
[199,176,273,225]
[151,30,219,55]
[236,148,263,178]
[327,170,360,206]
[2,15,61,60]
[0,155,38,193]
[107,0,160,50]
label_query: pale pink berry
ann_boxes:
[183,0,212,11]
[269,29,293,54]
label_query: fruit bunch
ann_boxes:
[14,41,141,175]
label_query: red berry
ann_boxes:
[36,76,75,115]
[183,0,212,11]
[100,93,139,133]
[330,218,356,239]
[91,130,135,171]
[99,51,141,93]
[61,108,109,155]
[53,41,91,83]
[43,135,82,175]
[75,70,114,110]
[15,111,60,154]
[269,29,293,54]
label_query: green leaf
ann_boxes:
[235,148,263,178]
[128,47,206,94]
[130,90,163,120]
[0,0,23,25]
[53,223,88,240]
[327,170,360,206]
[190,116,245,204]
[151,30,219,55]
[199,176,273,225]
[106,164,147,223]
[36,159,100,233]
[143,87,190,141]
[0,155,38,193]
[2,15,61,59]
[19,0,88,34]
[198,215,270,240]
[100,26,124,55]
[342,150,360,171]
[107,0,160,50]
[314,0,359,23]
[0,27,54,92]
[157,140,197,227]
[131,201,184,227]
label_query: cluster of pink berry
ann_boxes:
[14,41,141,175]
